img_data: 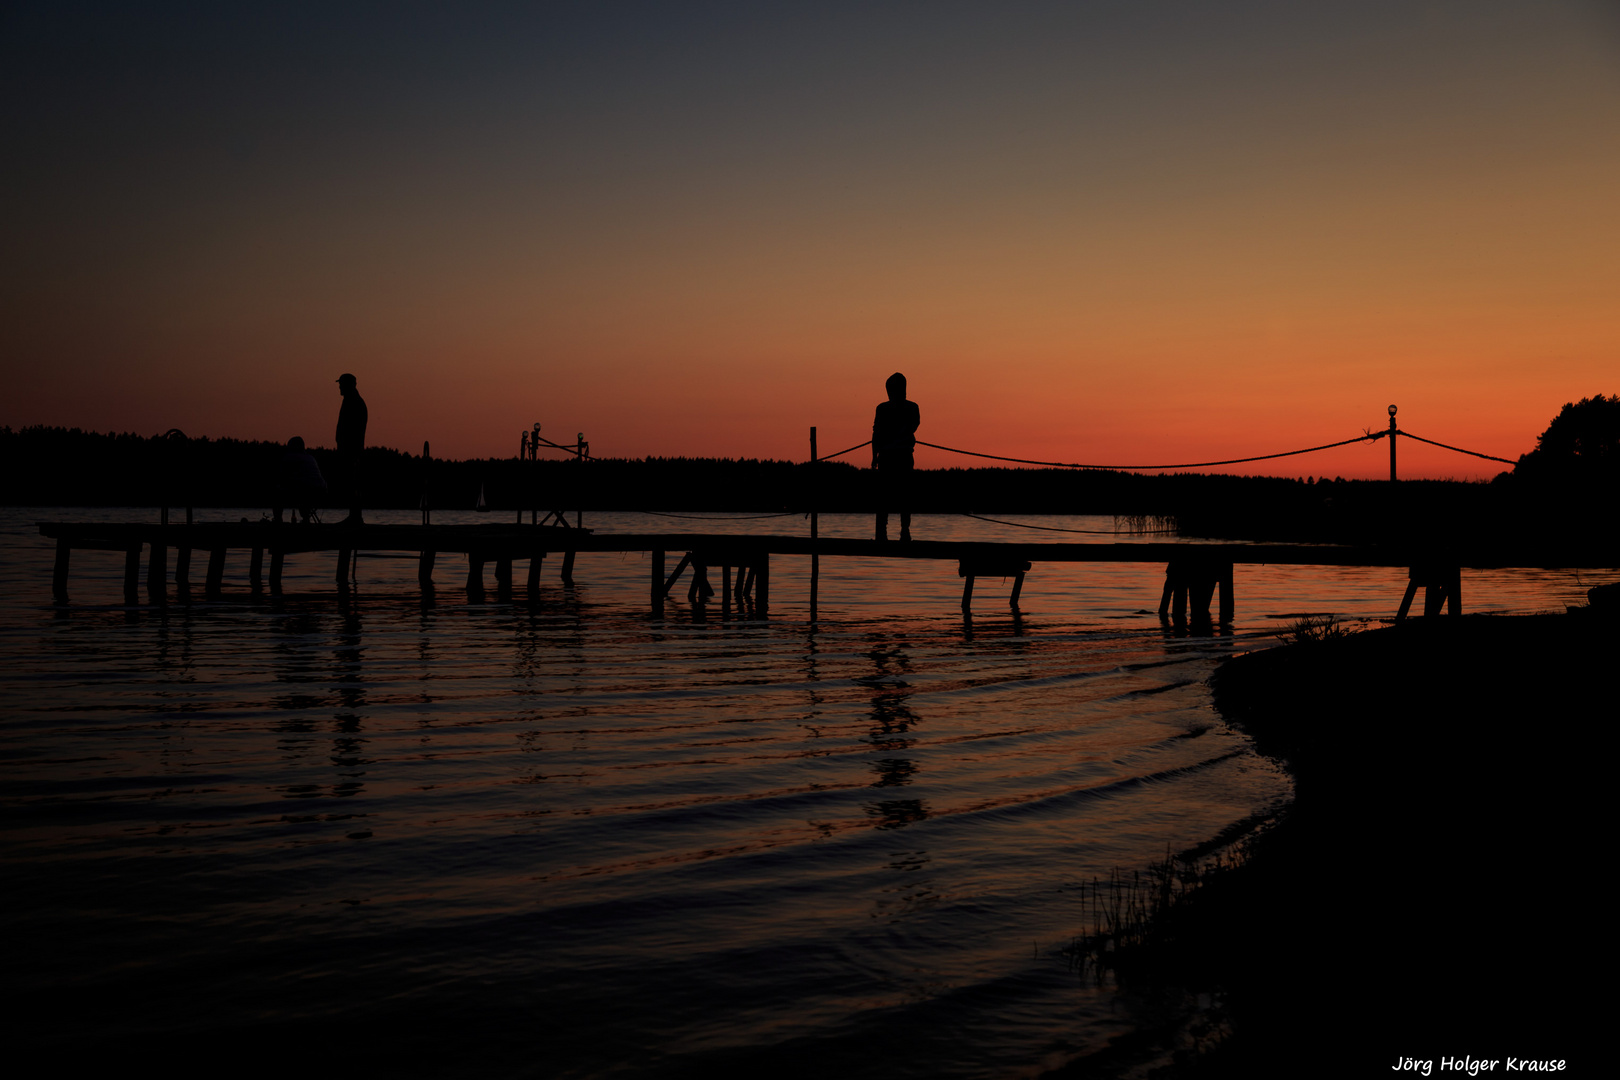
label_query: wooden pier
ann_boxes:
[38,520,1609,623]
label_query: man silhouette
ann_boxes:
[871,372,920,541]
[335,373,368,525]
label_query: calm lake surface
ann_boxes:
[3,508,1610,1076]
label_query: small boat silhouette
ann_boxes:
[475,483,489,512]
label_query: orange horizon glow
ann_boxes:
[3,4,1616,481]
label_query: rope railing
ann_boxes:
[960,512,1176,535]
[817,439,871,461]
[912,433,1385,471]
[1397,431,1517,465]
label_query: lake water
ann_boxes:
[2,508,1610,1076]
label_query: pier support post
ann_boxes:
[495,557,513,594]
[250,547,264,592]
[270,550,285,593]
[1009,570,1025,609]
[1398,564,1461,620]
[527,554,544,594]
[335,548,350,593]
[561,550,576,586]
[53,540,70,603]
[1218,564,1235,623]
[467,553,485,594]
[147,542,168,603]
[175,546,191,589]
[124,545,142,605]
[419,550,436,587]
[205,548,226,599]
[754,554,769,612]
[651,550,665,610]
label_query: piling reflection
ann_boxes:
[862,636,929,830]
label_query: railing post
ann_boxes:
[1388,404,1398,482]
[809,426,819,616]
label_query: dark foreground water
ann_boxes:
[2,509,1610,1076]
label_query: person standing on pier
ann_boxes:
[335,372,368,526]
[872,371,920,541]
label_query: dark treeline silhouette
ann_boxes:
[3,410,1612,548]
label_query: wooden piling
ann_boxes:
[205,548,226,598]
[147,541,167,601]
[495,557,513,591]
[419,550,436,586]
[561,550,576,586]
[335,548,350,592]
[53,539,69,603]
[175,546,191,588]
[1009,570,1025,609]
[1218,563,1235,623]
[249,547,264,591]
[754,554,768,611]
[467,552,484,594]
[270,550,285,593]
[527,554,544,594]
[651,550,665,609]
[125,545,142,605]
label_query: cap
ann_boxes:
[337,373,357,385]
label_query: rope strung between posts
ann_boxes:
[912,433,1383,471]
[636,509,799,520]
[816,439,871,461]
[960,512,1176,535]
[1397,431,1517,465]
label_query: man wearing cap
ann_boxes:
[336,373,368,525]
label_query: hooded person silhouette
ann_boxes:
[335,373,368,525]
[871,372,920,541]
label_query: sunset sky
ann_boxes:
[4,1,1617,478]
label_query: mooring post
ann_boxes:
[147,540,168,602]
[650,550,665,610]
[249,547,264,591]
[205,548,226,598]
[1389,404,1398,482]
[809,426,819,616]
[52,539,70,603]
[419,549,436,587]
[270,550,285,593]
[124,545,142,605]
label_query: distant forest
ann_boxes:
[1,423,1609,547]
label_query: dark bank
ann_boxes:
[1049,602,1610,1076]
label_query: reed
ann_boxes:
[1063,845,1245,985]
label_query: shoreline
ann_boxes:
[1056,611,1605,1076]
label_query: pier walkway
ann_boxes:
[35,520,1606,623]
